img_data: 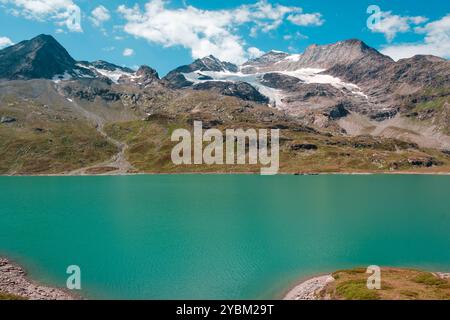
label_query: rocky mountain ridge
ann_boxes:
[0,34,449,156]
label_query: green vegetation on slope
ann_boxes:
[0,292,26,300]
[322,268,450,300]
[0,122,117,174]
[104,116,450,174]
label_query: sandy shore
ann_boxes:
[0,258,80,300]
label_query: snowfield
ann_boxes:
[182,67,368,108]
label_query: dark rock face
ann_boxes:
[261,73,302,90]
[197,73,213,81]
[163,72,194,89]
[327,103,350,120]
[408,157,441,167]
[0,116,16,123]
[192,81,269,103]
[0,34,79,80]
[290,143,318,151]
[369,109,399,121]
[61,78,121,102]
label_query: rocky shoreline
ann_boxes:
[0,258,79,300]
[283,274,335,300]
[3,257,450,300]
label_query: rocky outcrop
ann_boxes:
[163,55,238,89]
[0,258,79,300]
[407,157,442,167]
[192,81,269,103]
[290,143,318,151]
[119,65,160,87]
[163,72,193,89]
[0,116,16,123]
[327,103,350,120]
[261,73,302,90]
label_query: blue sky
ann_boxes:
[0,0,449,75]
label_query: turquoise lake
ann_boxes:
[0,175,449,299]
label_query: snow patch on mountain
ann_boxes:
[182,67,368,107]
[283,54,301,62]
[282,69,368,98]
[52,71,73,82]
[76,63,135,83]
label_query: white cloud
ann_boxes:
[0,36,14,48]
[90,5,110,26]
[287,13,324,26]
[284,31,308,41]
[247,47,264,58]
[368,10,427,42]
[123,48,134,56]
[0,0,83,32]
[117,0,324,64]
[381,14,450,60]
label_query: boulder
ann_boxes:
[1,116,16,123]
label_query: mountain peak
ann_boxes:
[241,50,289,71]
[400,54,447,63]
[33,34,57,42]
[0,34,76,80]
[300,38,393,68]
[340,38,366,46]
[197,55,238,72]
[201,55,220,61]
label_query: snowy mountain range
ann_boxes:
[1,34,449,153]
[0,35,450,174]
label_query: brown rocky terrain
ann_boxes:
[0,34,449,175]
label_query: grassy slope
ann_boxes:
[104,117,450,174]
[0,292,26,300]
[405,87,450,135]
[0,97,117,174]
[1,86,449,175]
[321,267,450,300]
[0,123,117,174]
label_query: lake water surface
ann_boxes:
[0,175,449,299]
